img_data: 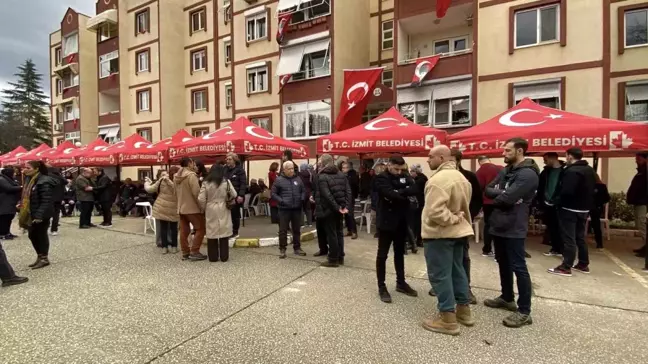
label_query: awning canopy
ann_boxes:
[66,138,110,166]
[0,146,28,167]
[43,141,78,167]
[86,9,118,31]
[99,126,120,140]
[276,38,330,76]
[117,129,194,166]
[83,133,152,166]
[278,0,315,12]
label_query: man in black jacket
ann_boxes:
[548,147,596,277]
[628,153,647,257]
[316,154,351,267]
[225,153,248,237]
[46,166,66,236]
[75,168,96,229]
[339,161,358,239]
[374,155,419,303]
[483,138,538,328]
[536,153,565,256]
[93,168,113,227]
[271,161,306,259]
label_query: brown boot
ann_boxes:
[456,304,475,327]
[422,312,460,336]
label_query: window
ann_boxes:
[191,49,207,72]
[64,104,78,121]
[293,48,330,81]
[246,13,267,42]
[137,128,152,142]
[382,21,393,50]
[362,107,389,123]
[192,89,208,112]
[513,82,561,109]
[190,8,207,34]
[399,102,430,125]
[135,9,150,34]
[289,0,330,24]
[250,116,271,131]
[136,49,150,73]
[625,83,648,121]
[225,84,232,107]
[433,36,468,55]
[62,72,79,89]
[138,169,153,181]
[192,128,210,137]
[382,70,393,88]
[99,22,118,42]
[515,4,559,48]
[625,9,648,48]
[55,47,62,66]
[63,33,78,57]
[247,65,268,94]
[280,39,330,81]
[56,138,64,146]
[137,89,151,112]
[224,5,232,23]
[284,100,331,139]
[99,51,119,78]
[56,110,64,124]
[433,98,470,127]
[224,41,231,64]
[56,79,63,95]
[65,131,81,144]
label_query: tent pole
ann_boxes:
[592,153,599,172]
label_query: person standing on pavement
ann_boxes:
[224,153,247,238]
[62,177,75,217]
[536,153,565,257]
[272,161,307,259]
[19,161,56,270]
[299,163,314,227]
[316,154,350,267]
[0,238,28,287]
[590,174,610,249]
[370,162,386,239]
[421,145,474,336]
[547,147,596,277]
[627,153,648,257]
[46,166,66,236]
[199,164,237,262]
[475,156,503,257]
[339,161,358,240]
[409,164,428,248]
[374,155,419,303]
[0,168,22,240]
[483,137,538,328]
[268,162,280,225]
[312,160,329,257]
[75,168,96,229]
[145,168,179,254]
[175,158,207,261]
[93,167,113,228]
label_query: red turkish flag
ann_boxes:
[66,53,76,64]
[411,55,440,87]
[278,74,292,94]
[276,12,292,45]
[436,0,452,18]
[334,68,383,132]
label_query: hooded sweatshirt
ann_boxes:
[174,167,201,215]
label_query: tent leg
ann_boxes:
[592,153,599,172]
[150,165,154,177]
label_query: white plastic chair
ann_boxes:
[250,194,261,216]
[355,200,373,234]
[242,193,253,218]
[136,202,155,234]
[585,203,610,241]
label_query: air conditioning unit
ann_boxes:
[54,123,62,131]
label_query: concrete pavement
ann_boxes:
[0,220,647,364]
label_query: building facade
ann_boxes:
[49,0,648,190]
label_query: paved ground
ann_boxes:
[1,218,647,364]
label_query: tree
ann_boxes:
[0,59,51,150]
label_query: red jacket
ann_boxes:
[268,171,278,207]
[476,163,503,205]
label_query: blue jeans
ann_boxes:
[424,238,471,312]
[494,236,532,315]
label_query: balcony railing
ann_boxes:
[395,50,472,85]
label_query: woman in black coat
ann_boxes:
[0,168,22,239]
[18,161,56,269]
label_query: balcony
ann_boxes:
[53,54,79,79]
[86,9,118,31]
[277,0,332,43]
[397,0,473,20]
[99,90,120,126]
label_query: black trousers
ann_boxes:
[322,213,344,262]
[0,214,15,236]
[100,201,113,225]
[344,198,357,233]
[270,206,279,224]
[376,222,407,288]
[315,216,328,254]
[29,219,50,256]
[543,205,563,254]
[494,236,532,315]
[79,201,94,227]
[278,208,302,251]
[51,202,62,232]
[207,238,230,262]
[559,208,589,268]
[589,205,603,249]
[159,220,178,248]
[231,204,241,235]
[482,205,495,254]
[0,241,17,281]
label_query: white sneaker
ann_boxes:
[161,247,169,254]
[170,247,178,254]
[50,231,58,236]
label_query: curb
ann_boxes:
[231,229,317,248]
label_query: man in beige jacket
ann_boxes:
[421,145,475,336]
[175,157,206,261]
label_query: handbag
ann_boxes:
[225,181,236,210]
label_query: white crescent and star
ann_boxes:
[246,125,274,140]
[415,61,431,78]
[347,82,369,109]
[498,108,563,127]
[364,118,410,131]
[133,142,147,149]
[203,126,232,140]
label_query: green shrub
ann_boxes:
[608,192,635,223]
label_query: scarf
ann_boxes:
[18,172,39,228]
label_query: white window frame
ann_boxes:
[55,48,62,66]
[224,41,232,64]
[65,131,81,144]
[247,66,268,94]
[432,97,471,128]
[192,49,207,72]
[514,4,560,49]
[293,46,330,81]
[137,128,152,142]
[192,90,207,111]
[192,128,210,137]
[381,21,394,50]
[56,79,63,95]
[136,10,149,34]
[288,0,331,25]
[225,84,232,107]
[138,90,151,112]
[62,73,79,89]
[513,81,562,109]
[624,9,648,48]
[398,101,431,126]
[382,69,393,88]
[63,33,78,57]
[99,51,119,79]
[99,23,118,42]
[625,82,648,121]
[283,100,332,140]
[246,12,268,42]
[250,116,271,131]
[63,104,78,121]
[191,9,206,33]
[137,50,149,73]
[433,35,470,55]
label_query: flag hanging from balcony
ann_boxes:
[276,12,292,44]
[278,74,292,94]
[436,0,452,18]
[334,68,383,132]
[66,53,76,64]
[411,55,440,87]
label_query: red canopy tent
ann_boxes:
[2,144,52,166]
[316,107,447,156]
[43,141,78,167]
[449,98,648,157]
[0,146,28,167]
[81,133,152,166]
[172,117,309,160]
[65,138,110,167]
[119,129,194,166]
